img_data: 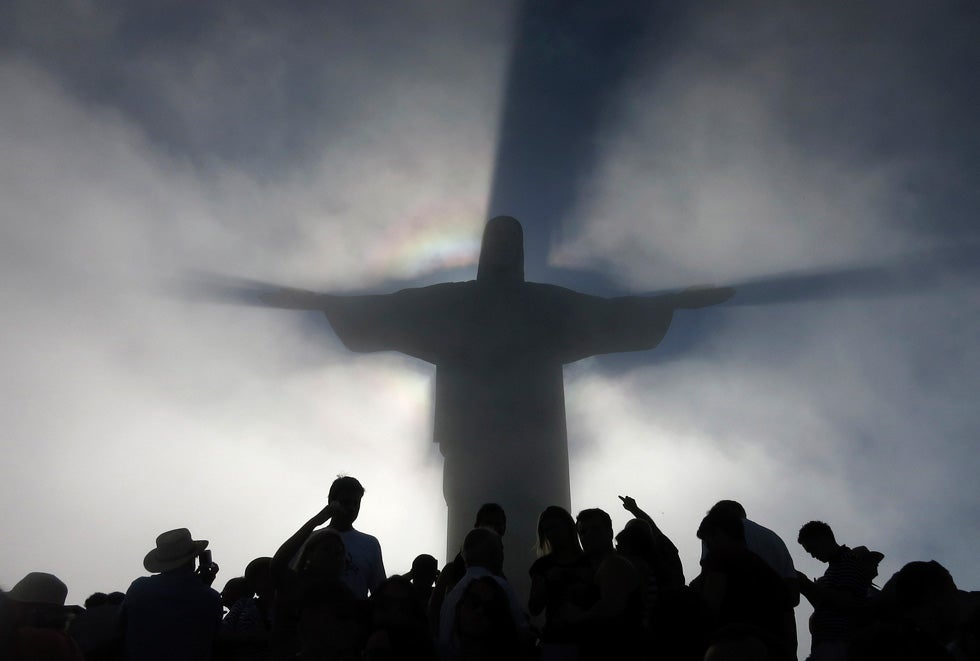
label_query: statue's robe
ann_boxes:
[322,279,674,592]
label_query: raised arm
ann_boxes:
[618,495,655,529]
[619,495,686,588]
[270,503,337,583]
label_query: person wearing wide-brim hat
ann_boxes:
[6,572,84,660]
[9,572,69,607]
[143,528,212,574]
[122,527,223,661]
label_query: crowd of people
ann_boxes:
[3,475,977,660]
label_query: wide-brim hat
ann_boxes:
[144,528,208,573]
[9,572,68,606]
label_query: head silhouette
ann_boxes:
[709,500,747,519]
[615,518,657,560]
[461,527,504,572]
[409,554,439,587]
[797,521,839,563]
[475,503,507,537]
[328,475,364,527]
[698,509,746,553]
[477,216,524,283]
[537,505,580,556]
[299,529,346,579]
[576,508,614,556]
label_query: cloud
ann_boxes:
[553,2,980,286]
[0,1,516,600]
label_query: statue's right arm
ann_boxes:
[668,285,735,309]
[258,287,338,310]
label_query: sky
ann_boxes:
[1,0,978,650]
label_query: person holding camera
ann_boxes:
[121,527,222,661]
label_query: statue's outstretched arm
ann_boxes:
[257,287,336,310]
[667,285,735,309]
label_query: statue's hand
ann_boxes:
[673,285,735,309]
[257,287,325,310]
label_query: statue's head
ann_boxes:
[477,216,524,283]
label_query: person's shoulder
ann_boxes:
[128,574,152,586]
[123,575,152,597]
[744,519,789,547]
[344,528,381,545]
[491,573,520,598]
[744,519,796,572]
[443,570,477,603]
[179,573,221,600]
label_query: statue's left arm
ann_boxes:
[258,287,332,310]
[556,285,733,363]
[669,285,735,309]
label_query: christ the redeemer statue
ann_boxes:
[259,216,732,585]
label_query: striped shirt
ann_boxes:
[810,545,872,644]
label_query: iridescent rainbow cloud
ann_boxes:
[368,205,483,279]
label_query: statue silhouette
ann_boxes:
[257,215,733,590]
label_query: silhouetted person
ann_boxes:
[0,591,15,661]
[429,502,507,635]
[562,508,643,661]
[616,519,666,644]
[259,216,733,593]
[796,521,881,661]
[121,528,222,661]
[452,576,533,661]
[6,572,84,661]
[848,560,960,661]
[218,557,274,661]
[363,575,436,661]
[528,505,592,660]
[220,577,251,614]
[707,500,800,658]
[439,527,528,660]
[406,554,440,611]
[294,476,386,599]
[619,495,686,589]
[294,579,367,661]
[68,591,125,661]
[617,498,700,660]
[271,514,350,659]
[694,510,795,661]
